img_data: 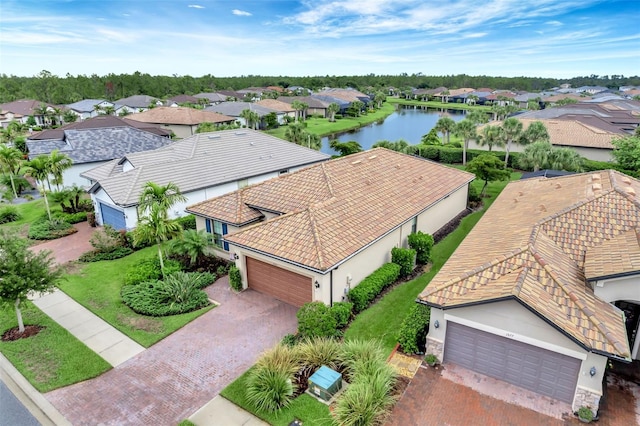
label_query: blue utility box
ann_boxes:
[308,365,342,402]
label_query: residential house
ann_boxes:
[186,149,474,307]
[126,107,235,138]
[27,116,172,187]
[193,93,229,105]
[166,95,201,107]
[0,99,60,127]
[83,129,330,230]
[419,171,637,415]
[255,99,296,123]
[316,88,371,107]
[65,99,113,120]
[276,96,332,118]
[114,95,162,114]
[204,102,277,129]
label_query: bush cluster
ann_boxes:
[397,303,431,354]
[124,255,182,286]
[391,246,416,277]
[228,265,242,291]
[582,159,639,178]
[79,246,134,262]
[121,271,214,316]
[348,263,401,313]
[28,218,76,240]
[174,214,197,230]
[0,206,21,224]
[407,145,521,168]
[52,211,87,224]
[407,231,434,265]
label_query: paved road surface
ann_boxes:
[0,378,41,426]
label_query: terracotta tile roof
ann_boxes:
[127,107,235,125]
[419,171,637,359]
[188,149,474,272]
[584,228,640,280]
[255,99,295,112]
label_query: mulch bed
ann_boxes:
[2,325,45,341]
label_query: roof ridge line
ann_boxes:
[123,166,144,205]
[531,248,620,352]
[425,247,528,295]
[609,169,640,209]
[306,206,326,268]
[320,162,335,197]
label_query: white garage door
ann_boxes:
[444,322,580,403]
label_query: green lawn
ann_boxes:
[0,198,60,237]
[59,247,214,347]
[387,97,492,111]
[0,301,111,392]
[343,172,520,353]
[265,103,396,139]
[220,367,332,426]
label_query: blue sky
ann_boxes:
[1,0,638,78]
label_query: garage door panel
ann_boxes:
[246,257,312,307]
[444,322,580,403]
[99,203,126,230]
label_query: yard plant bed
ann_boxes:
[0,301,111,392]
[2,324,45,341]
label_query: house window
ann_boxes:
[205,219,229,250]
[238,179,248,189]
[411,216,418,234]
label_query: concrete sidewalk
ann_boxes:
[189,396,269,426]
[30,289,145,367]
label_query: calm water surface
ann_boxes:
[320,106,467,155]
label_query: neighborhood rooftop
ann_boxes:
[84,129,330,207]
[187,148,474,272]
[419,171,639,360]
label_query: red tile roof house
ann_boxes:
[419,171,638,417]
[187,149,474,307]
[0,99,59,127]
[126,106,235,138]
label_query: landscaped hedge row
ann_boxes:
[397,303,431,354]
[348,263,401,313]
[407,144,521,168]
[391,247,416,278]
[28,218,77,240]
[296,301,354,339]
[582,159,639,177]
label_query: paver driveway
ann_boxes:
[45,278,297,425]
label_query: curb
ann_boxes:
[0,353,72,426]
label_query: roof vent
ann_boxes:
[621,177,631,185]
[235,131,247,135]
[592,183,602,191]
[368,155,377,160]
[351,160,362,165]
[208,135,221,139]
[592,173,601,182]
[626,187,636,196]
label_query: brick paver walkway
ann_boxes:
[386,364,639,426]
[29,222,98,264]
[45,278,297,426]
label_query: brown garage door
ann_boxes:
[444,322,580,403]
[246,257,312,307]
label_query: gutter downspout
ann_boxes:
[330,270,333,307]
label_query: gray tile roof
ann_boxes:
[204,102,277,117]
[27,127,173,164]
[84,129,330,207]
[66,99,108,112]
[115,95,160,109]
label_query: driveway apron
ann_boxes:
[29,222,98,265]
[45,278,297,426]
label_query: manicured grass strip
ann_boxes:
[344,173,519,354]
[59,247,214,348]
[387,97,493,111]
[0,198,62,235]
[221,367,332,426]
[265,103,395,139]
[0,301,111,392]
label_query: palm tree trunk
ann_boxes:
[504,140,512,169]
[40,182,52,220]
[9,174,18,198]
[15,298,25,333]
[157,240,165,277]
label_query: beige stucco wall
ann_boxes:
[467,140,614,162]
[427,300,608,399]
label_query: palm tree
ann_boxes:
[25,156,53,220]
[548,147,583,172]
[291,100,307,122]
[520,121,549,145]
[284,122,306,145]
[138,181,187,217]
[47,149,72,190]
[518,141,552,172]
[477,125,505,152]
[466,110,489,126]
[434,117,456,144]
[453,119,477,165]
[240,109,258,129]
[169,229,211,266]
[134,205,183,276]
[327,103,340,122]
[0,145,23,198]
[502,117,524,168]
[374,91,386,108]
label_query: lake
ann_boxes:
[320,105,467,155]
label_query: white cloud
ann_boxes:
[188,5,205,9]
[546,20,563,26]
[232,9,252,16]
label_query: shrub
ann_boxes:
[407,231,434,265]
[340,339,387,381]
[175,214,196,230]
[577,406,594,422]
[121,271,212,316]
[78,247,134,262]
[296,337,342,371]
[229,264,242,292]
[87,211,97,227]
[330,302,353,329]
[391,247,416,277]
[52,211,87,224]
[216,264,229,276]
[28,218,76,240]
[468,184,481,204]
[439,147,463,163]
[348,263,401,313]
[89,225,124,252]
[245,367,295,413]
[397,303,431,354]
[425,354,439,366]
[124,256,182,286]
[0,206,21,224]
[281,333,299,347]
[255,344,300,375]
[297,302,338,339]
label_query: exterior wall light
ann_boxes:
[314,280,320,289]
[589,366,597,377]
[434,320,440,329]
[233,253,239,260]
